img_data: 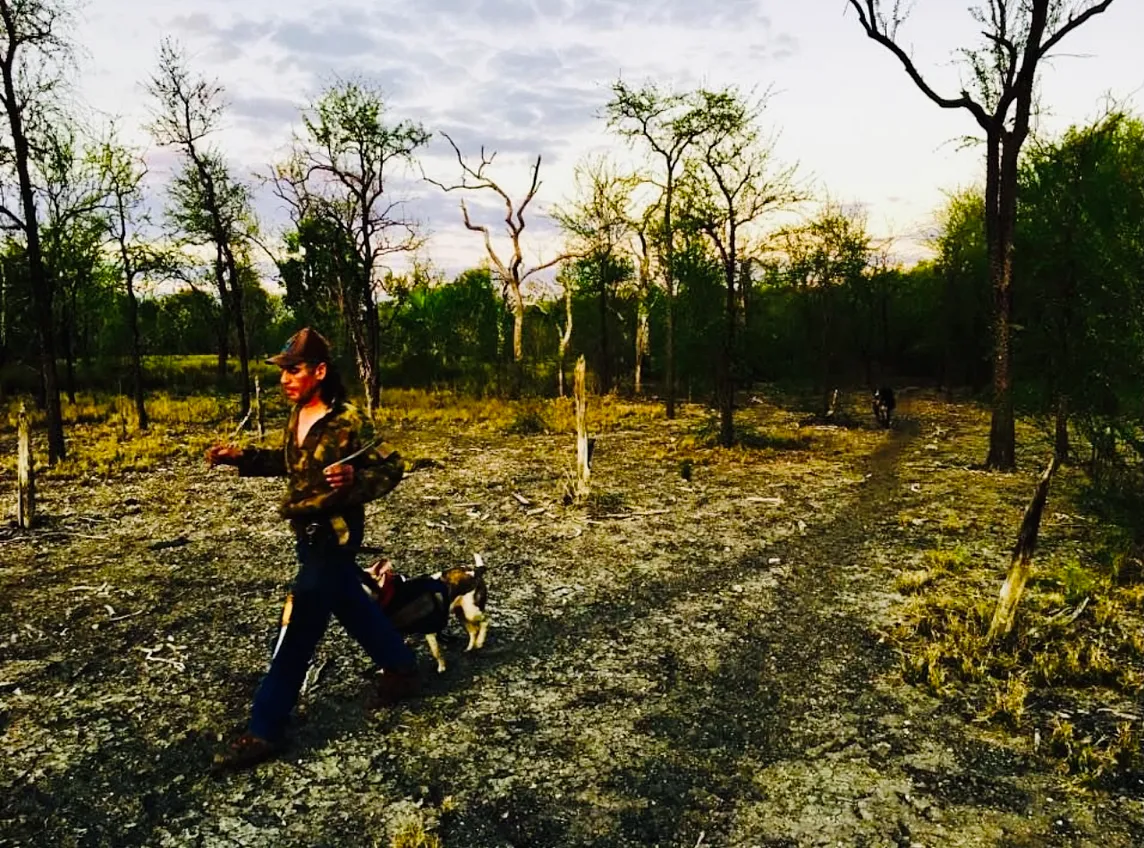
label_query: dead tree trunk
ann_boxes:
[558,279,573,398]
[987,455,1060,642]
[213,250,230,381]
[574,356,590,501]
[632,228,653,397]
[255,375,264,438]
[16,402,34,528]
[634,300,649,396]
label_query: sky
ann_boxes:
[68,0,1144,285]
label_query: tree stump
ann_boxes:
[987,455,1060,642]
[16,402,34,528]
[255,376,265,438]
[574,356,590,501]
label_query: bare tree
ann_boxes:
[681,88,802,446]
[847,0,1117,470]
[0,0,75,462]
[553,155,636,394]
[272,80,429,413]
[426,133,569,397]
[147,38,254,414]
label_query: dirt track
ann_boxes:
[2,395,1143,846]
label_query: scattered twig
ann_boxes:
[68,583,112,594]
[1097,708,1141,722]
[591,509,669,521]
[141,655,186,671]
[512,492,532,507]
[137,642,187,672]
[108,610,146,623]
[149,536,190,551]
[745,496,783,505]
[1064,596,1090,625]
[227,408,254,441]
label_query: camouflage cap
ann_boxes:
[267,328,332,368]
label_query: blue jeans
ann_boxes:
[249,535,416,741]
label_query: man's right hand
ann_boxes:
[206,445,243,468]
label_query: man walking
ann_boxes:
[206,328,419,771]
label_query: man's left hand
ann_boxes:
[325,462,354,489]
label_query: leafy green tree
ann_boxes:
[0,0,77,460]
[31,121,111,403]
[95,132,164,428]
[553,156,638,394]
[1016,112,1144,463]
[932,188,992,394]
[273,80,429,412]
[778,204,872,417]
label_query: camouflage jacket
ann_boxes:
[236,401,403,524]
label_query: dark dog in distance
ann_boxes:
[872,386,896,429]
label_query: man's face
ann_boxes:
[280,361,327,403]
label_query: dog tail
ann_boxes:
[473,552,487,578]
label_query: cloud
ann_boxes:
[228,94,303,135]
[270,19,381,58]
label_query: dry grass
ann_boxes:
[390,815,442,848]
[6,385,1144,788]
[881,396,1144,785]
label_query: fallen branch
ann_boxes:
[1098,707,1142,722]
[300,657,328,699]
[1064,596,1090,625]
[590,509,670,521]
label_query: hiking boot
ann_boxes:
[211,733,283,773]
[367,667,421,709]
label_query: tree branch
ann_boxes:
[1038,0,1115,58]
[847,0,993,130]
